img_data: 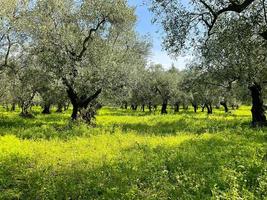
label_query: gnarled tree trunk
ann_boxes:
[161,99,168,114]
[249,82,266,126]
[63,78,102,120]
[220,100,228,113]
[205,103,212,114]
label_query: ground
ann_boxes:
[0,106,266,199]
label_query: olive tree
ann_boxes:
[21,0,142,120]
[151,0,267,125]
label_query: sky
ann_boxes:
[128,0,191,70]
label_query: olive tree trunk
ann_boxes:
[249,82,266,126]
[205,103,212,114]
[42,104,51,114]
[220,101,228,113]
[174,102,180,112]
[63,78,102,120]
[161,99,168,114]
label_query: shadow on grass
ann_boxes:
[109,116,257,136]
[0,112,79,139]
[0,107,265,139]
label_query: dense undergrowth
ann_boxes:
[0,106,266,199]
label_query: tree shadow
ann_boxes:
[108,115,263,136]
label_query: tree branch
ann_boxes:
[1,35,12,69]
[76,17,107,60]
[199,0,256,35]
[80,88,102,108]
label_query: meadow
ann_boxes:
[0,106,266,199]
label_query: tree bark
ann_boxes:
[174,102,180,112]
[201,104,205,112]
[205,103,212,114]
[220,101,228,113]
[42,104,51,114]
[161,99,168,114]
[11,103,16,111]
[20,103,33,118]
[249,82,266,126]
[71,103,79,120]
[141,104,145,112]
[63,78,102,120]
[192,102,198,113]
[148,102,152,112]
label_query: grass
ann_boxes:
[0,106,266,199]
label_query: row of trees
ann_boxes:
[0,52,245,117]
[1,0,266,126]
[0,0,150,121]
[117,63,247,115]
[151,0,267,126]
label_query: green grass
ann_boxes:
[0,106,266,199]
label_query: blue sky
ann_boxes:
[128,0,191,69]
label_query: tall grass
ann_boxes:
[0,106,266,199]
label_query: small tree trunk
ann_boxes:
[20,103,33,118]
[124,102,128,109]
[192,102,198,113]
[220,101,228,113]
[131,104,137,110]
[148,102,152,112]
[201,104,205,112]
[42,104,51,114]
[249,83,267,126]
[161,99,168,114]
[209,104,213,114]
[174,102,180,112]
[205,103,212,114]
[141,104,145,112]
[11,103,16,111]
[56,104,63,113]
